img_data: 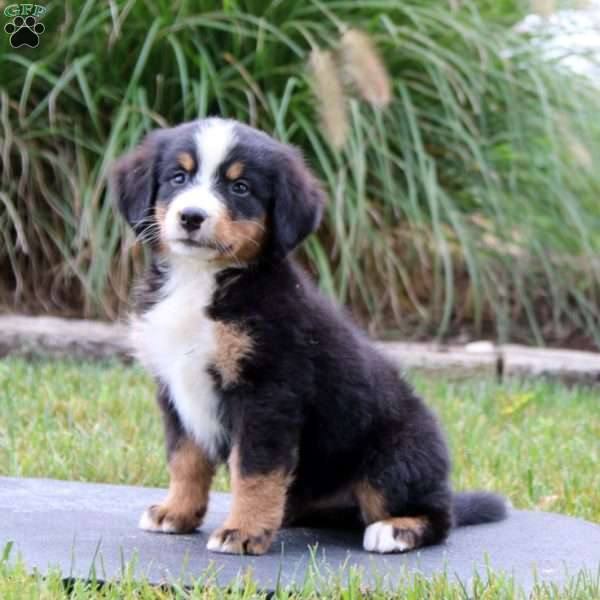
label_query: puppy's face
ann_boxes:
[111,118,325,264]
[154,119,268,262]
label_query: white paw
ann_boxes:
[206,534,233,553]
[138,509,178,533]
[206,527,273,555]
[363,521,411,553]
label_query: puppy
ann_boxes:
[111,117,506,555]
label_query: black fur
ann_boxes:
[112,118,507,553]
[269,147,324,258]
[208,261,505,535]
[110,130,163,234]
[453,492,508,526]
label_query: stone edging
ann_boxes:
[1,315,599,384]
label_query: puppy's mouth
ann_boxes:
[172,238,233,253]
[176,238,208,248]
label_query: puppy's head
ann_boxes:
[111,118,325,264]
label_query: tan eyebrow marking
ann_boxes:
[226,161,244,180]
[178,152,195,172]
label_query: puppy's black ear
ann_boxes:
[110,130,164,234]
[270,145,326,259]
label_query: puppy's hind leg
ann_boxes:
[355,480,453,554]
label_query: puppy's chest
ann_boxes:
[131,269,251,456]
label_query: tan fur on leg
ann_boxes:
[354,479,389,524]
[207,447,290,554]
[139,438,215,533]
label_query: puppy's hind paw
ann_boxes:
[363,517,426,553]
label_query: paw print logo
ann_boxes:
[4,15,45,48]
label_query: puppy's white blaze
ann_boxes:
[130,260,225,459]
[363,522,411,554]
[195,119,236,187]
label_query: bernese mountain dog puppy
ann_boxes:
[111,117,507,556]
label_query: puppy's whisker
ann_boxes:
[233,233,261,249]
[234,219,266,232]
[132,215,159,230]
[133,222,162,245]
[135,231,161,245]
[218,240,243,268]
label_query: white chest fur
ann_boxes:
[130,260,225,458]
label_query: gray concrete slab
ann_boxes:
[1,477,599,592]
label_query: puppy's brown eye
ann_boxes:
[231,180,249,196]
[172,172,187,186]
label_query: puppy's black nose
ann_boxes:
[179,207,207,232]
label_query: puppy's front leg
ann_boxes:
[140,388,216,533]
[140,436,215,533]
[207,445,292,555]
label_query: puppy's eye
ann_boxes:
[171,172,188,186]
[230,180,249,196]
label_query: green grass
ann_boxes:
[1,552,598,599]
[1,551,599,600]
[0,357,599,597]
[0,357,599,598]
[2,1,600,348]
[1,358,598,521]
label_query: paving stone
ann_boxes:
[1,477,599,592]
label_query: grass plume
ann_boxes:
[308,47,348,148]
[339,28,391,107]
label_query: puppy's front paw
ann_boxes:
[139,502,206,534]
[206,526,274,555]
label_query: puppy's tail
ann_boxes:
[452,491,508,527]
